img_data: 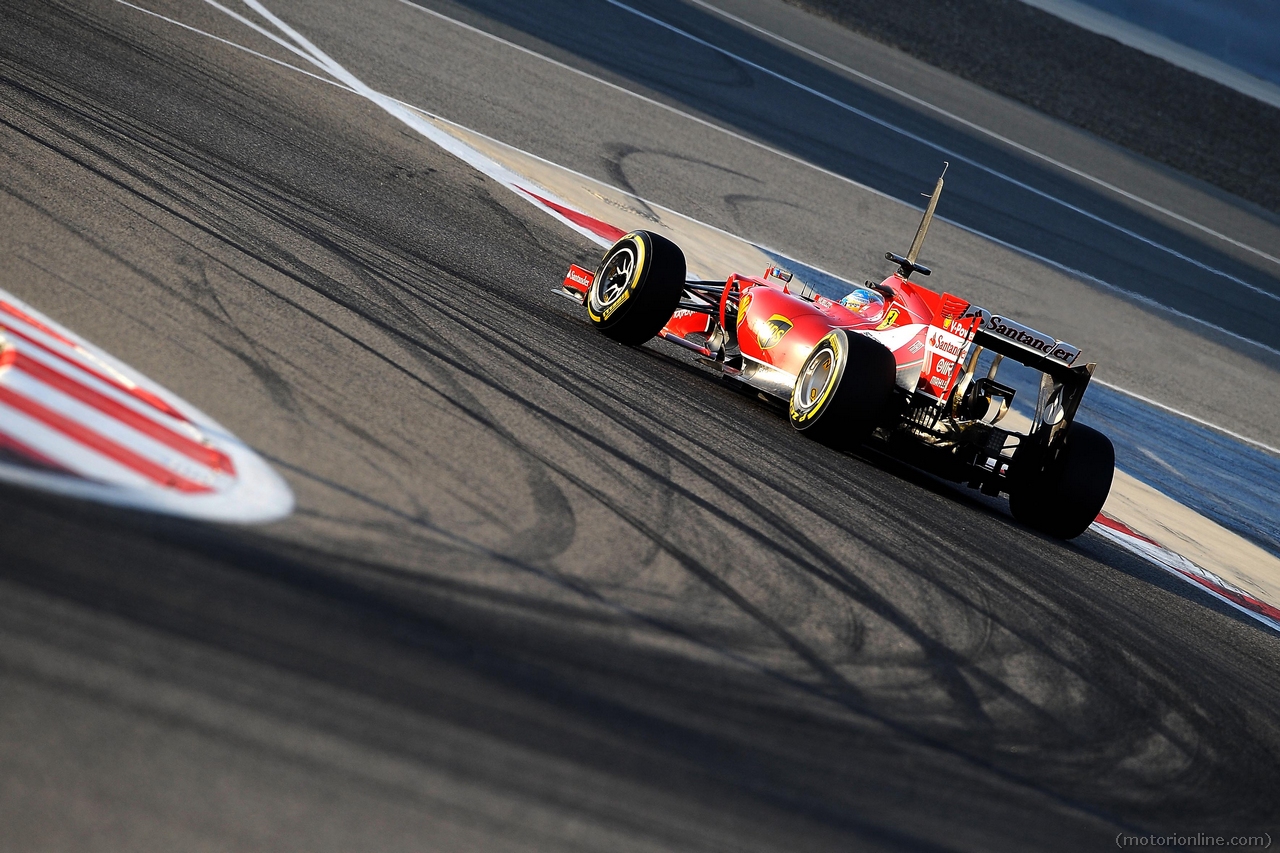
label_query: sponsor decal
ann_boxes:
[909,340,924,354]
[566,267,592,287]
[736,292,752,326]
[928,333,966,358]
[756,314,793,349]
[962,307,1080,366]
[669,309,698,320]
[1046,340,1081,365]
[987,315,1053,353]
[915,329,969,399]
[601,289,630,320]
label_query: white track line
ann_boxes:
[1017,0,1280,111]
[1093,519,1280,635]
[193,0,619,250]
[687,0,1280,269]
[189,0,323,67]
[391,0,1280,362]
[391,2,916,204]
[105,0,1280,454]
[117,2,1280,654]
[1092,380,1280,457]
[600,0,1278,303]
[113,0,344,86]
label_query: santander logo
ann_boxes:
[929,333,965,358]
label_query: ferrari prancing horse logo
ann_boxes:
[756,314,794,349]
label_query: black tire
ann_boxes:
[1009,423,1115,539]
[789,330,896,450]
[587,231,686,346]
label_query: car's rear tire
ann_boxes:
[1008,423,1114,539]
[789,330,896,450]
[587,231,686,346]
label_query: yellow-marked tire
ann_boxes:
[587,231,686,346]
[789,330,895,450]
[1009,423,1114,539]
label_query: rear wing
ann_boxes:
[960,305,1095,448]
[882,165,1095,455]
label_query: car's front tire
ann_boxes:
[587,231,686,346]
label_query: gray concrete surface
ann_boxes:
[284,0,1280,445]
[1017,0,1280,108]
[1055,0,1280,87]
[782,0,1280,211]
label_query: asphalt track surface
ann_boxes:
[2,0,1279,850]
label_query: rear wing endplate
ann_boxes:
[962,306,1095,447]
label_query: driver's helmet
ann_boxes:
[839,287,886,321]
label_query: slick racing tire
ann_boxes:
[789,330,896,450]
[1008,423,1115,539]
[587,231,686,346]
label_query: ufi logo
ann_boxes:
[756,314,793,349]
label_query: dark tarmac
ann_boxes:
[2,0,1278,849]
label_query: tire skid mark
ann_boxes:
[99,0,1280,623]
[7,2,1280,840]
[110,0,1280,360]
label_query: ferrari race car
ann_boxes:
[558,168,1114,539]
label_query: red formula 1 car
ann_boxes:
[558,169,1114,538]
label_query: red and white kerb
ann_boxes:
[1093,514,1280,633]
[0,293,292,523]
